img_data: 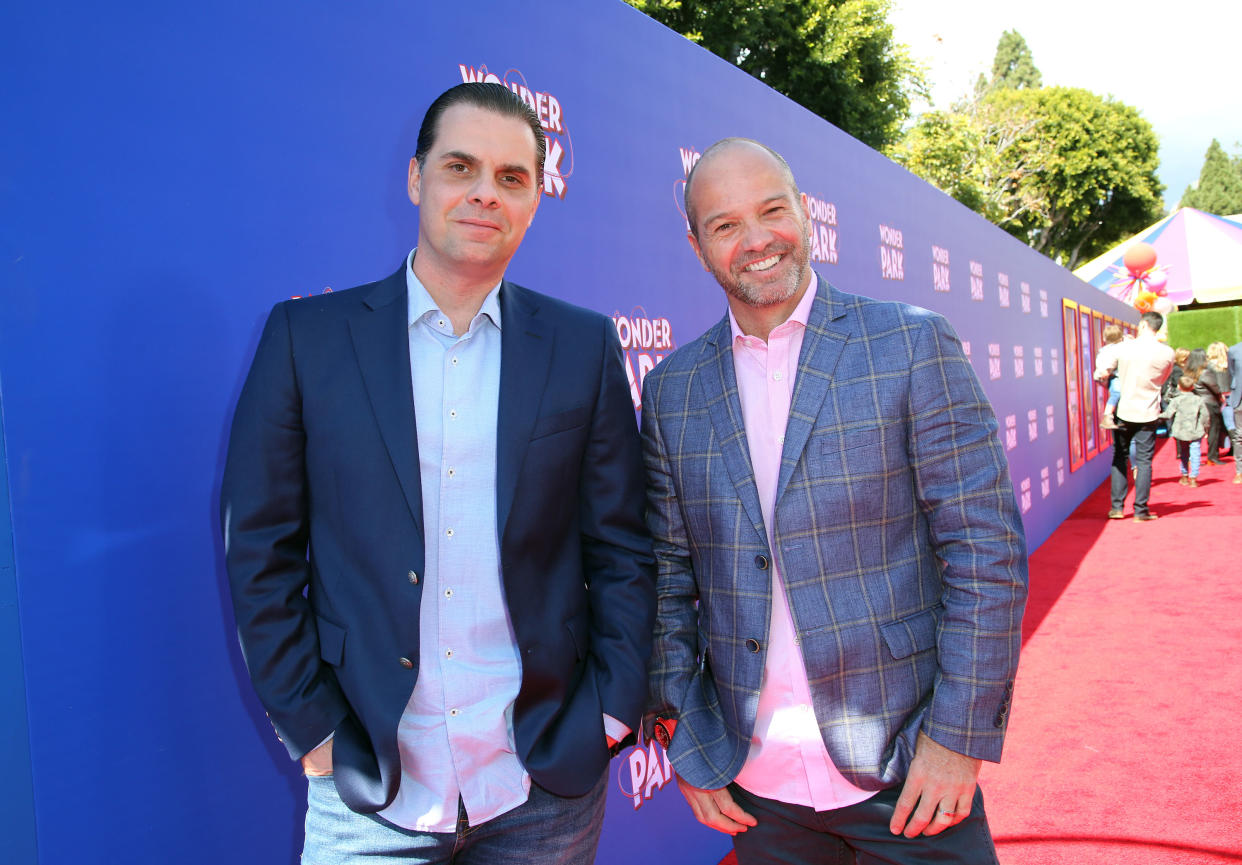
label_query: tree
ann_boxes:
[989,30,1042,90]
[894,87,1164,268]
[1180,139,1242,215]
[623,0,925,150]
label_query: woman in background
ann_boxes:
[1185,348,1225,466]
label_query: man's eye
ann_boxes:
[500,174,523,186]
[713,223,735,235]
[449,163,469,174]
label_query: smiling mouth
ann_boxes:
[743,253,782,273]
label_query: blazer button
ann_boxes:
[746,638,761,653]
[755,555,769,570]
[399,657,414,669]
[408,570,419,584]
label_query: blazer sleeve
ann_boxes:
[905,312,1029,762]
[639,369,700,727]
[577,319,657,731]
[220,303,349,760]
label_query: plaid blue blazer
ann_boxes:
[641,276,1028,792]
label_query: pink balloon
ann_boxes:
[1124,242,1158,276]
[1146,269,1168,292]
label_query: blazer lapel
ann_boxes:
[496,281,552,542]
[349,266,423,534]
[696,318,768,543]
[776,276,850,500]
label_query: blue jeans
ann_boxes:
[302,771,607,865]
[1110,420,1158,516]
[1176,439,1202,477]
[729,784,998,865]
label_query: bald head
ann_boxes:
[684,138,800,239]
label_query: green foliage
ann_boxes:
[624,0,925,150]
[1166,304,1242,351]
[989,30,1042,90]
[1180,139,1242,215]
[894,87,1164,269]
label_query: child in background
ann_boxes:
[1095,325,1125,430]
[1163,375,1211,486]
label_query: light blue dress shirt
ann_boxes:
[379,250,528,831]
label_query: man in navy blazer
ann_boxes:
[221,83,654,863]
[643,139,1027,863]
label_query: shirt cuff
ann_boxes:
[602,713,631,742]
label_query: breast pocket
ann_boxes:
[812,424,902,478]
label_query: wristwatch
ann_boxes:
[653,716,677,749]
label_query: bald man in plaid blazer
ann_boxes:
[642,139,1027,864]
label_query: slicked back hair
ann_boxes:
[415,82,546,187]
[1140,311,1164,333]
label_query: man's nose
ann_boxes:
[468,173,501,207]
[739,219,773,251]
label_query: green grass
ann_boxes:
[1166,304,1242,351]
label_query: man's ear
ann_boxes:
[407,158,421,206]
[686,230,710,273]
[525,183,541,227]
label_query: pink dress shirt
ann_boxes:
[728,276,875,811]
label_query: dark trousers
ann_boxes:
[730,784,998,865]
[1110,419,1157,516]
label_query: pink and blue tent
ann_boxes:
[1074,207,1242,304]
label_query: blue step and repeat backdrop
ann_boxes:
[0,1,1134,862]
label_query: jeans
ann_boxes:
[302,771,607,865]
[1110,420,1158,516]
[729,784,998,865]
[1176,439,1202,477]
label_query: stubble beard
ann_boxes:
[711,239,810,309]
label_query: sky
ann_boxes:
[888,0,1242,209]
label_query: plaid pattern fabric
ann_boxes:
[642,278,1028,792]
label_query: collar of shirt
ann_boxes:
[405,248,503,337]
[728,272,818,351]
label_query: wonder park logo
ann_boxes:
[612,307,676,410]
[457,64,572,199]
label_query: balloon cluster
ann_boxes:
[1108,243,1173,314]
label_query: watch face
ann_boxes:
[654,722,671,749]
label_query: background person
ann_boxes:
[1162,375,1211,487]
[1186,347,1226,467]
[1094,324,1125,430]
[1096,312,1173,521]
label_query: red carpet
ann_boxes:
[714,439,1242,864]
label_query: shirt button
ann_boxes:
[407,570,419,584]
[445,649,453,658]
[446,528,454,538]
[437,319,446,328]
[773,371,783,381]
[447,467,456,478]
[450,708,460,717]
[449,409,457,419]
[451,357,459,365]
[444,588,453,598]
[399,657,413,669]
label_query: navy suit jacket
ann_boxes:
[221,264,655,812]
[642,277,1027,791]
